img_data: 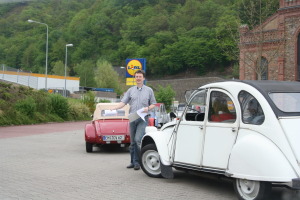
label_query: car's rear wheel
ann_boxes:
[86,142,93,153]
[233,178,271,200]
[141,144,162,178]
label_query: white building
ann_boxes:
[0,70,80,94]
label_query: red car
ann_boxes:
[85,103,130,152]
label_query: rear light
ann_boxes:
[99,136,102,142]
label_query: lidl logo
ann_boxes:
[126,59,142,76]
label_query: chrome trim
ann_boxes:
[173,162,226,175]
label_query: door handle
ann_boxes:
[199,126,203,130]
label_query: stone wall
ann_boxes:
[284,14,300,81]
[147,77,224,103]
[239,1,300,81]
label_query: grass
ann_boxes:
[0,81,92,126]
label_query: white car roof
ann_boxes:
[197,80,300,117]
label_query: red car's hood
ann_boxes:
[94,119,129,135]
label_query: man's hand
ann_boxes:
[143,107,149,113]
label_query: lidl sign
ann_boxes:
[125,58,146,85]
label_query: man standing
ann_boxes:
[112,70,156,170]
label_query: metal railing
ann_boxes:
[0,64,38,89]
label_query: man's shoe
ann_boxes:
[134,165,140,170]
[127,163,134,168]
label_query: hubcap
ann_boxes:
[142,150,161,175]
[237,179,260,200]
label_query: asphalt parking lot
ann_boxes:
[0,121,299,200]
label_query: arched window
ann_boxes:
[260,57,268,80]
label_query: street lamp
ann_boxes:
[64,44,73,97]
[120,66,126,77]
[28,19,49,90]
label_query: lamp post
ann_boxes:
[28,19,48,90]
[64,44,73,97]
[120,66,126,77]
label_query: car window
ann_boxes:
[269,92,300,112]
[177,104,185,111]
[100,109,125,117]
[208,91,236,123]
[239,91,265,125]
[185,90,206,121]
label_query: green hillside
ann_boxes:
[0,0,279,85]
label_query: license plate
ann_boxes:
[103,135,125,141]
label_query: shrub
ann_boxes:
[50,94,69,120]
[82,91,96,112]
[1,108,31,125]
[31,90,52,114]
[155,85,176,112]
[14,97,36,116]
[68,99,91,120]
[99,99,111,103]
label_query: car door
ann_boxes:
[202,89,239,169]
[173,89,207,166]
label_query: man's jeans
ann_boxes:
[129,116,148,166]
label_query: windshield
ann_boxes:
[269,93,300,112]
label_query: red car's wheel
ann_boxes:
[86,142,93,153]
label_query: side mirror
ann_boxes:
[169,112,176,121]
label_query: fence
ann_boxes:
[0,64,38,89]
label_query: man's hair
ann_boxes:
[134,70,145,77]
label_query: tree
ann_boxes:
[155,85,176,112]
[94,59,123,95]
[237,0,280,80]
[1,0,241,78]
[51,61,65,76]
[74,60,96,87]
[216,0,279,80]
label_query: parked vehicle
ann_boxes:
[85,103,130,152]
[149,103,170,127]
[176,103,186,118]
[140,80,300,200]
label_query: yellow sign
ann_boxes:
[126,59,142,76]
[126,78,136,86]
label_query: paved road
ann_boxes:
[0,122,299,200]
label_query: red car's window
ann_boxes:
[100,109,126,117]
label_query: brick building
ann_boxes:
[239,0,300,81]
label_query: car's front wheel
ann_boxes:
[233,178,271,200]
[86,142,93,153]
[141,144,162,178]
